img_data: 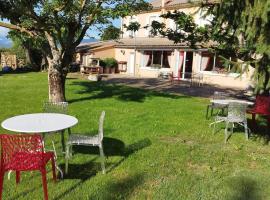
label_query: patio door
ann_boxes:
[128,52,135,74]
[183,52,193,79]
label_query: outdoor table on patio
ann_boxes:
[1,113,78,178]
[210,99,254,106]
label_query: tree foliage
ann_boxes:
[125,21,141,33]
[100,25,121,40]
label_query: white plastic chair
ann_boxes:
[65,111,106,174]
[211,102,249,143]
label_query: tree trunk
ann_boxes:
[48,60,66,102]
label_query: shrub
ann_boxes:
[101,58,118,68]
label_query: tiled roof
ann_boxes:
[149,0,218,9]
[114,37,187,48]
[76,37,214,53]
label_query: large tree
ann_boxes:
[0,0,150,102]
[151,0,270,94]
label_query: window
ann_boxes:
[143,51,172,68]
[200,52,236,74]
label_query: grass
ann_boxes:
[0,72,270,200]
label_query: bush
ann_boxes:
[100,58,118,68]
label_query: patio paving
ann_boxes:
[102,74,246,99]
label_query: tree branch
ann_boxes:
[0,21,35,37]
[73,1,103,47]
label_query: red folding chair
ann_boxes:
[246,95,270,127]
[0,134,56,200]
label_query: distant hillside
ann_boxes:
[81,38,98,44]
[0,37,98,49]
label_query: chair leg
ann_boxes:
[16,171,20,184]
[0,170,5,200]
[51,156,57,182]
[206,105,210,119]
[40,168,48,200]
[61,130,65,153]
[99,144,106,174]
[65,144,70,175]
[244,122,249,140]
[210,107,214,117]
[225,122,229,143]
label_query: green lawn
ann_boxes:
[0,72,270,200]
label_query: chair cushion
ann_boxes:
[67,134,101,146]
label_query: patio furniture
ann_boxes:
[43,101,69,153]
[65,111,106,174]
[43,101,68,114]
[1,113,78,178]
[211,102,249,143]
[190,73,203,87]
[0,134,56,200]
[206,91,229,119]
[169,71,181,84]
[246,95,270,128]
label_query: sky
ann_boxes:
[0,19,121,48]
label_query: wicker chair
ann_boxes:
[43,101,69,178]
[211,102,249,143]
[65,111,106,174]
[206,91,229,119]
[0,134,56,200]
[43,101,68,114]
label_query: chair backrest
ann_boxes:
[43,101,68,114]
[227,102,247,122]
[213,91,229,100]
[254,95,270,114]
[98,111,106,142]
[0,134,43,170]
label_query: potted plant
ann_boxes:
[102,58,118,74]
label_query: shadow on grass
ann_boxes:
[226,176,262,200]
[68,81,186,103]
[97,173,145,200]
[53,138,151,200]
[248,117,270,144]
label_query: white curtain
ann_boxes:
[143,52,150,67]
[201,56,210,71]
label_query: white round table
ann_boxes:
[1,113,78,179]
[1,113,78,133]
[210,99,254,106]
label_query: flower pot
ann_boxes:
[110,67,115,74]
[104,67,110,74]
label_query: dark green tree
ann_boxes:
[100,25,121,41]
[0,0,150,102]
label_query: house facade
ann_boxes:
[77,0,254,89]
